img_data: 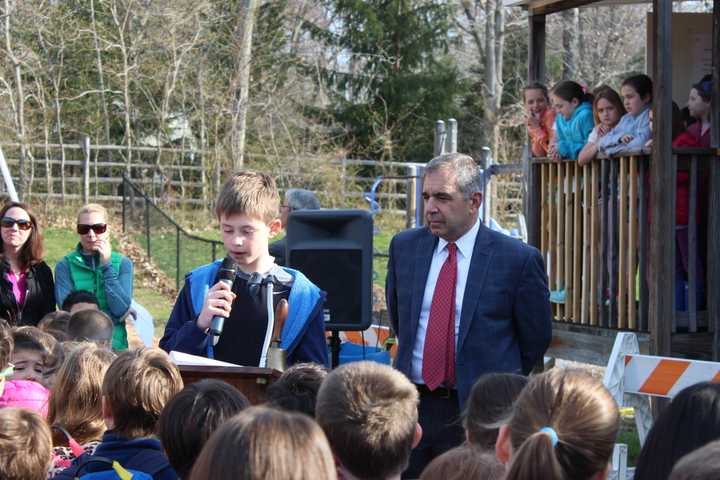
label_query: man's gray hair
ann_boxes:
[424,153,482,198]
[285,188,321,211]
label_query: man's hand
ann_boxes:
[97,238,112,265]
[197,281,236,331]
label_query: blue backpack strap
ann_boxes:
[280,267,322,352]
[188,260,223,318]
[73,455,154,479]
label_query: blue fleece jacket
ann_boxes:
[555,101,594,160]
[597,106,651,156]
[159,261,328,367]
[53,432,176,480]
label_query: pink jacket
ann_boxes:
[0,379,49,416]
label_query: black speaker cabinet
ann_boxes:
[286,209,373,332]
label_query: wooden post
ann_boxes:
[710,0,720,359]
[618,156,628,329]
[525,13,546,250]
[81,136,91,205]
[590,161,599,325]
[649,0,674,357]
[528,14,546,83]
[629,156,638,330]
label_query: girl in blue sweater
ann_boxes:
[549,81,594,160]
[598,74,653,156]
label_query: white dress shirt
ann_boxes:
[410,216,481,384]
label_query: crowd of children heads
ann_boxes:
[5,307,720,480]
[526,72,713,162]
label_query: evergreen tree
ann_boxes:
[306,0,467,161]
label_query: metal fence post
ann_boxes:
[122,176,127,234]
[81,136,91,204]
[480,147,492,226]
[447,118,457,154]
[433,121,446,157]
[176,225,181,290]
[145,197,151,259]
[415,165,425,227]
[212,242,217,262]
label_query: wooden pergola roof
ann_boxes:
[504,0,708,15]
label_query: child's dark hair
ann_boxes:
[266,362,328,417]
[692,74,712,102]
[158,379,250,478]
[634,382,720,480]
[463,372,528,449]
[0,318,13,370]
[680,106,698,129]
[523,82,549,101]
[12,326,54,358]
[621,73,653,101]
[551,80,593,104]
[61,290,99,311]
[67,310,113,344]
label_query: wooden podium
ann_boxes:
[179,365,282,405]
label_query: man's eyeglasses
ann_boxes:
[0,217,32,230]
[77,223,108,235]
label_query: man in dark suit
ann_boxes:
[386,153,552,477]
[269,188,321,266]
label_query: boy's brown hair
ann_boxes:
[102,348,183,438]
[670,440,720,480]
[190,406,337,480]
[214,171,280,223]
[48,343,116,445]
[0,408,53,480]
[68,309,113,345]
[38,310,72,332]
[315,360,419,479]
[420,445,505,480]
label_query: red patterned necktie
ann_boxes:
[422,242,457,390]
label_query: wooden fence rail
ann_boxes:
[535,150,714,333]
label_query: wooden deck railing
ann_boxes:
[534,149,716,333]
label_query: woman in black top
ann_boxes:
[0,202,55,325]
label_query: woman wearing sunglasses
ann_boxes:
[54,204,133,350]
[0,202,56,326]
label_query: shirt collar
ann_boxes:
[436,215,481,259]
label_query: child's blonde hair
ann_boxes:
[47,343,116,445]
[0,408,53,480]
[214,171,280,224]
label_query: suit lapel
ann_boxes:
[458,224,494,352]
[410,230,437,340]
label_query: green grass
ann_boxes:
[43,228,174,328]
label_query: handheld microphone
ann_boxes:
[208,257,237,345]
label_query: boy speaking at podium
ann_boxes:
[160,172,328,367]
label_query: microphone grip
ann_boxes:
[208,278,234,342]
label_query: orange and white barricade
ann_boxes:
[339,325,397,359]
[603,332,720,480]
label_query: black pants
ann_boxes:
[402,385,465,479]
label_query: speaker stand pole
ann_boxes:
[329,330,341,369]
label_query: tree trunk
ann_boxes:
[562,8,579,79]
[4,0,26,198]
[90,0,112,157]
[230,0,260,170]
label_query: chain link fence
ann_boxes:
[121,174,222,290]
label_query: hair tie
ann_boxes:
[539,427,559,447]
[0,364,13,378]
